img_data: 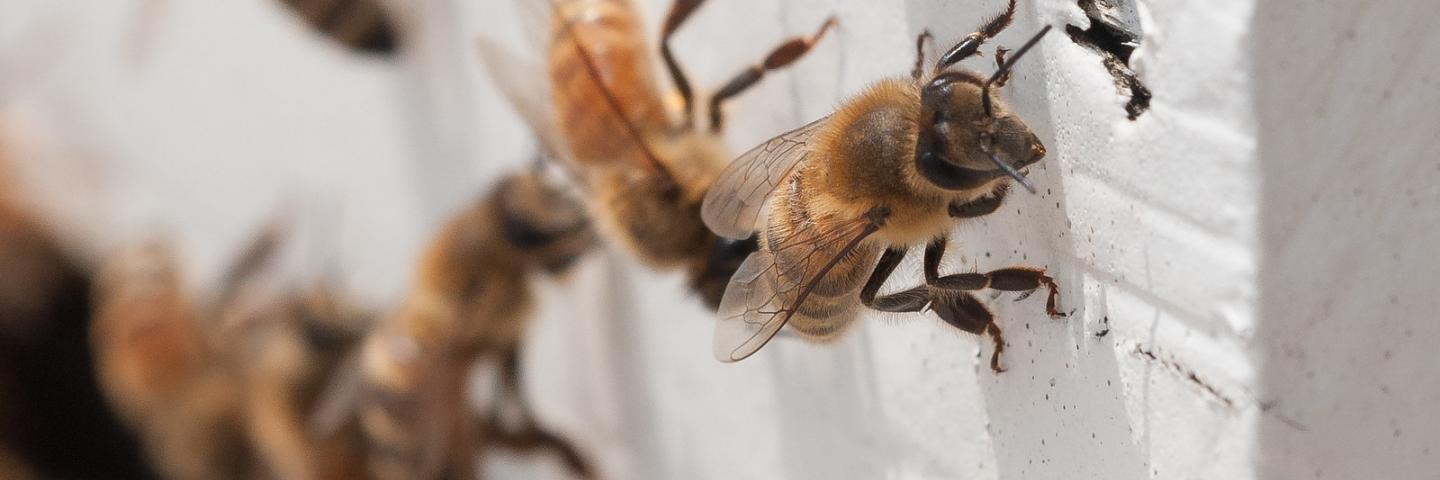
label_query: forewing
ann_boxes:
[713,215,876,362]
[701,116,830,240]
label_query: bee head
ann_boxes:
[494,170,596,274]
[915,26,1051,194]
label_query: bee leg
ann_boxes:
[993,47,1013,87]
[661,0,706,127]
[948,184,1008,218]
[930,267,1066,319]
[923,236,1064,318]
[708,15,838,132]
[497,346,540,426]
[935,0,1017,72]
[482,419,596,480]
[929,290,1005,373]
[489,347,598,478]
[859,247,929,312]
[912,29,934,80]
[985,267,1066,318]
[855,246,936,313]
[986,322,1007,373]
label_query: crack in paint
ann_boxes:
[1067,0,1152,120]
[1132,345,1236,408]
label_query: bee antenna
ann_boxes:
[988,152,1037,193]
[982,25,1051,117]
[551,1,676,191]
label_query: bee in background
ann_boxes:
[701,0,1066,372]
[346,168,597,479]
[220,282,372,480]
[92,219,373,480]
[91,241,254,480]
[275,0,400,55]
[201,215,373,480]
[482,0,835,308]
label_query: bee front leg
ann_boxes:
[947,183,1009,218]
[924,237,1066,319]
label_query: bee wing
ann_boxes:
[305,346,364,438]
[475,37,572,167]
[701,116,830,240]
[713,215,879,362]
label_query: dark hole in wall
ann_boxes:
[1066,0,1151,120]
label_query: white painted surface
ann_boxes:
[2,0,1436,479]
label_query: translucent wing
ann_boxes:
[475,37,571,168]
[701,116,830,240]
[713,212,879,362]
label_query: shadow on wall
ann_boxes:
[1255,1,1440,478]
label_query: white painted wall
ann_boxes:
[2,0,1436,479]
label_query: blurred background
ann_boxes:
[2,0,1439,479]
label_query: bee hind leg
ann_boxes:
[708,14,838,132]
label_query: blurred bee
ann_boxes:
[479,0,835,308]
[91,241,253,480]
[93,220,373,480]
[346,168,596,479]
[275,0,400,55]
[202,215,372,480]
[221,282,372,480]
[701,0,1066,372]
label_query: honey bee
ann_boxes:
[91,241,254,480]
[223,283,372,480]
[193,214,374,480]
[535,0,836,307]
[92,220,373,480]
[701,0,1066,372]
[275,0,399,55]
[350,169,596,479]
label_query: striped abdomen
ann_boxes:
[764,174,879,341]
